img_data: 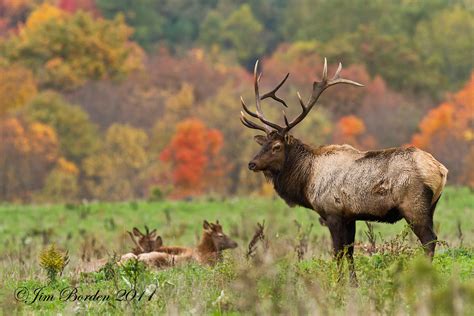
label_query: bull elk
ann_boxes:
[240,59,448,284]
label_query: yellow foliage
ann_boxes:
[38,244,68,282]
[0,65,37,116]
[0,118,30,153]
[260,182,276,197]
[9,9,142,90]
[56,157,79,175]
[24,3,64,31]
[28,122,59,162]
[165,83,195,116]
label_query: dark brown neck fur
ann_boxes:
[269,139,314,209]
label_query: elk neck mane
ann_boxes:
[196,231,217,254]
[268,137,314,209]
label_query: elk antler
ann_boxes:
[127,231,144,253]
[240,60,289,134]
[240,58,363,135]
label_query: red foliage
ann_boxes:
[58,0,99,16]
[160,118,227,197]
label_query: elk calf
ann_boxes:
[138,220,238,268]
[240,59,448,284]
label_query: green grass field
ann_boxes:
[0,187,473,315]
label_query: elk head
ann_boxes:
[203,220,238,251]
[127,226,163,254]
[241,58,363,173]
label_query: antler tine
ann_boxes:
[260,73,290,108]
[282,110,290,128]
[240,58,362,135]
[240,112,268,133]
[296,92,306,111]
[329,62,364,87]
[282,58,363,133]
[322,58,328,81]
[127,231,144,252]
[250,60,286,132]
[254,60,264,117]
[241,97,259,119]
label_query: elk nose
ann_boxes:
[248,162,256,170]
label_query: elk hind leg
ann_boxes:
[402,187,438,259]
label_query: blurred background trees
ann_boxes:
[0,0,472,202]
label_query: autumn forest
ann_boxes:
[0,0,473,202]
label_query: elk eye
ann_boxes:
[272,144,282,152]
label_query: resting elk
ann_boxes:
[138,220,238,268]
[240,59,448,284]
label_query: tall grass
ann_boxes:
[0,187,472,314]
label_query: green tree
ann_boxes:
[96,0,164,50]
[222,4,265,66]
[199,10,225,49]
[414,6,474,94]
[24,91,99,163]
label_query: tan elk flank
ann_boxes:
[137,220,238,268]
[240,58,448,284]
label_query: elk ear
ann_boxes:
[203,220,211,230]
[156,236,163,246]
[149,229,157,237]
[132,227,143,237]
[254,135,267,146]
[284,134,292,144]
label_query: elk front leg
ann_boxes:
[345,220,358,286]
[326,216,345,282]
[326,216,358,286]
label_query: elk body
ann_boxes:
[240,59,448,284]
[138,220,238,268]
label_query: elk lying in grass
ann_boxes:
[124,226,163,254]
[240,59,448,284]
[79,226,163,272]
[138,220,238,268]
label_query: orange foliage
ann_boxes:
[160,118,227,197]
[411,103,454,148]
[0,118,60,201]
[338,115,366,137]
[57,157,79,175]
[411,72,474,186]
[333,115,376,149]
[412,72,473,148]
